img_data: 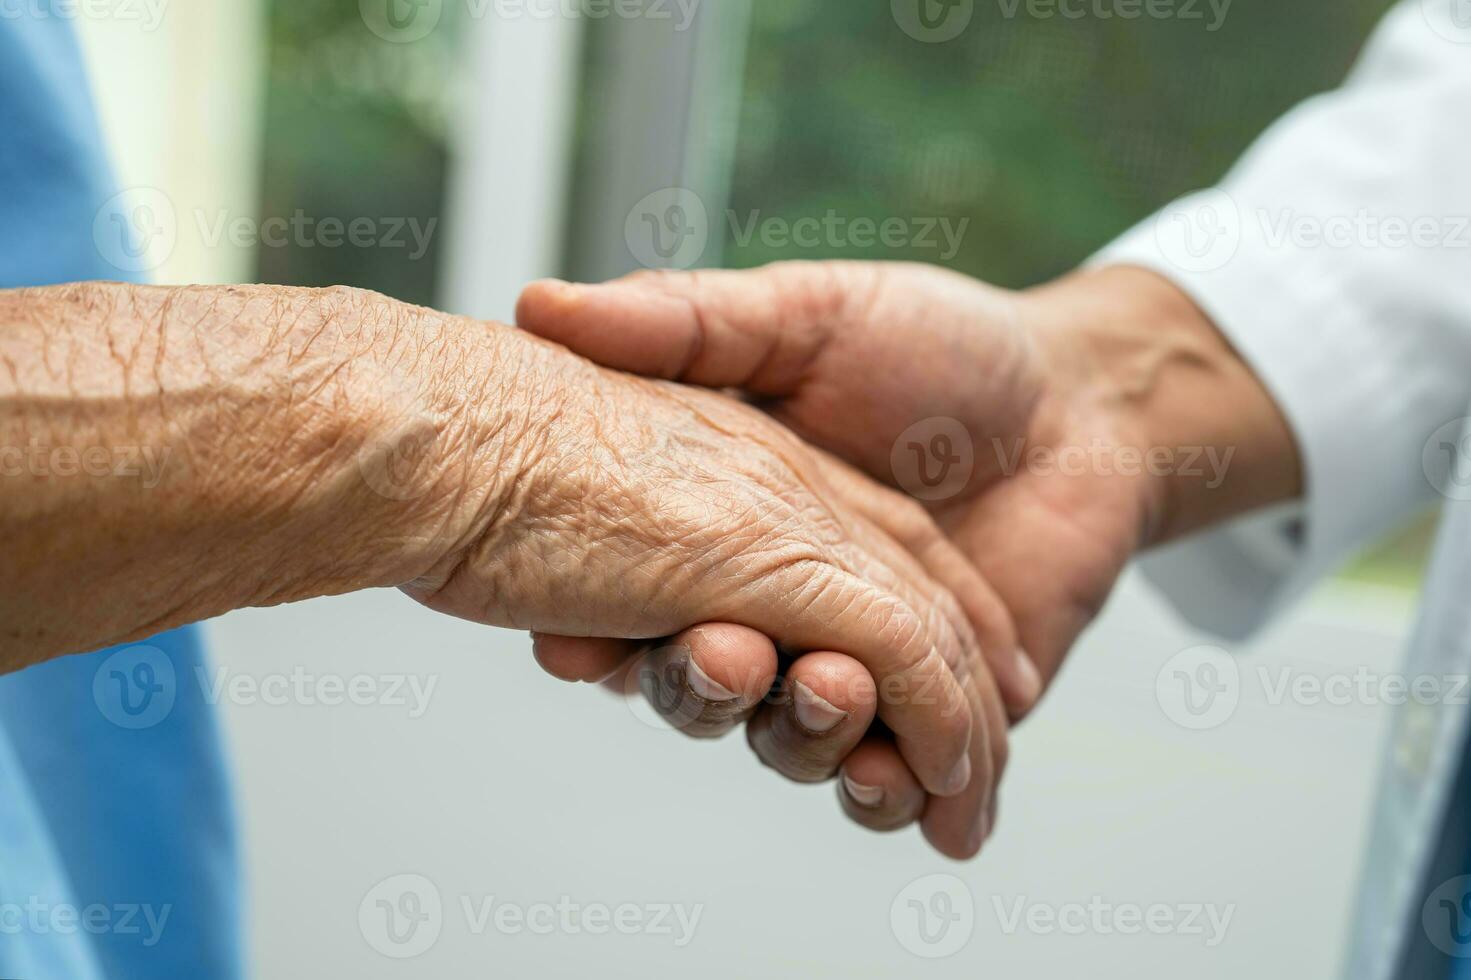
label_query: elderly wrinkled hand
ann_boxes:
[516,259,1295,856]
[0,280,1009,858]
[401,322,1009,833]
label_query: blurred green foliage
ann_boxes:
[257,0,462,305]
[726,0,1392,282]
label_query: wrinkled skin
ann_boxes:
[516,261,1174,851]
[1,280,1011,856]
[395,323,1015,849]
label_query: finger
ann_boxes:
[920,669,1009,860]
[522,269,978,793]
[632,624,779,739]
[814,454,1041,720]
[746,652,876,784]
[516,263,857,395]
[533,538,976,796]
[788,454,1003,828]
[917,541,1037,721]
[689,553,973,799]
[599,656,638,696]
[837,735,927,833]
[810,465,1012,859]
[513,422,979,794]
[532,634,638,684]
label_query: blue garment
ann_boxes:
[1454,914,1471,979]
[0,10,241,980]
[1440,734,1471,980]
[1395,710,1471,979]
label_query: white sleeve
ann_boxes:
[1092,1,1471,640]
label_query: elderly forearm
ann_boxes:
[0,279,1003,803]
[0,282,519,670]
[1023,264,1304,545]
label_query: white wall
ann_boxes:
[207,575,1411,978]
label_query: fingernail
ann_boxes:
[685,658,739,702]
[1012,649,1043,707]
[792,681,848,734]
[842,774,884,808]
[943,753,972,796]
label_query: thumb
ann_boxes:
[515,262,864,395]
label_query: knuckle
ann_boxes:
[625,267,683,288]
[769,260,850,328]
[867,597,928,663]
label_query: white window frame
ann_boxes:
[439,0,752,320]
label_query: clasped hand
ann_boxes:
[494,260,1178,859]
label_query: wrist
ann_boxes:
[1019,265,1302,547]
[308,290,539,599]
[159,284,528,608]
[0,281,539,663]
